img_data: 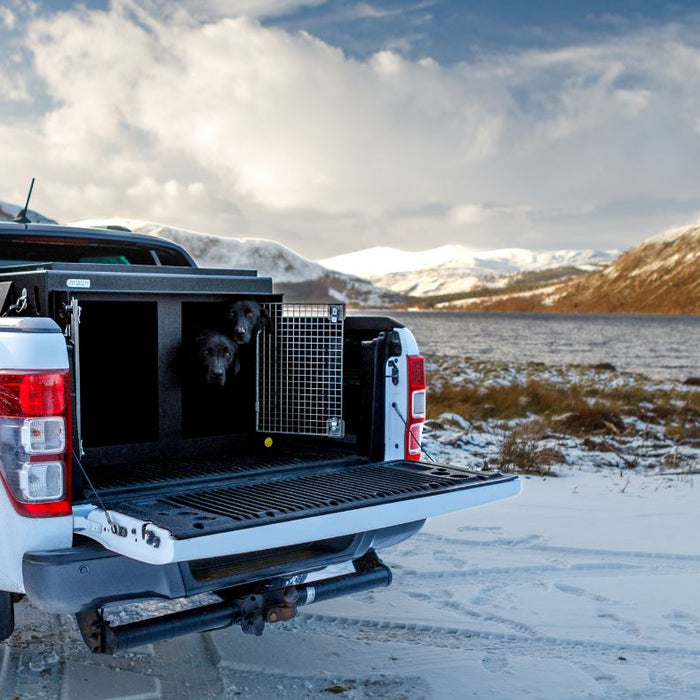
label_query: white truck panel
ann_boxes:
[0,497,73,592]
[0,319,69,371]
[0,320,73,591]
[384,327,420,461]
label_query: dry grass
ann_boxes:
[428,379,590,422]
[428,374,700,431]
[496,420,564,476]
[552,407,626,436]
[428,368,700,474]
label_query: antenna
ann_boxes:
[13,177,36,224]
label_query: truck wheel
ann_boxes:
[0,591,15,641]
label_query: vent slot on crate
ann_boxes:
[257,303,345,438]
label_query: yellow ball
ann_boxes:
[264,437,273,448]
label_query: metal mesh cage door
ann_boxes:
[256,303,345,437]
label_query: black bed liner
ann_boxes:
[96,458,515,539]
[87,440,357,492]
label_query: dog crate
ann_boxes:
[257,303,345,438]
[0,264,349,466]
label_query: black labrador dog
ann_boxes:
[190,329,239,387]
[225,300,271,345]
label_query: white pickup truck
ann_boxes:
[0,222,519,653]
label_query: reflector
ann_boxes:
[18,461,64,501]
[21,417,66,454]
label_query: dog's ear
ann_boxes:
[259,305,272,333]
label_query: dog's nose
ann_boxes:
[234,328,246,340]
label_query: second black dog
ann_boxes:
[225,300,271,345]
[192,329,239,387]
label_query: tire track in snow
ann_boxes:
[411,531,700,564]
[405,590,541,638]
[296,611,700,658]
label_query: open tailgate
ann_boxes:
[74,460,519,565]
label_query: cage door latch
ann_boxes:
[327,417,345,438]
[329,305,343,323]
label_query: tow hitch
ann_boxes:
[75,550,392,654]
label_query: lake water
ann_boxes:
[358,311,700,380]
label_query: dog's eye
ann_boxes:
[225,351,232,358]
[203,349,210,355]
[246,311,253,318]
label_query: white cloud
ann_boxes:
[146,0,327,22]
[448,204,485,226]
[0,7,16,30]
[1,4,700,257]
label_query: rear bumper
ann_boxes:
[22,521,423,614]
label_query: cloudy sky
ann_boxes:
[2,0,700,258]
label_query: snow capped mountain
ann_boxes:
[0,200,57,224]
[73,218,326,283]
[448,221,700,314]
[69,219,403,306]
[320,245,619,297]
[558,220,700,314]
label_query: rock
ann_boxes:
[592,362,617,372]
[682,377,700,386]
[438,412,471,430]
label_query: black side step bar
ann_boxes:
[76,550,391,654]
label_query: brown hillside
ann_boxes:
[452,224,700,315]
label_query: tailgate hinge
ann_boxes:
[73,505,174,565]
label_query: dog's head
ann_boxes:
[193,330,239,387]
[226,300,271,345]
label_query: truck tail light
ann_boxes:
[405,355,426,461]
[0,371,72,517]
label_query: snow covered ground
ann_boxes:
[1,363,698,698]
[3,464,699,697]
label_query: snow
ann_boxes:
[4,459,699,697]
[0,200,56,224]
[67,218,403,306]
[321,245,620,298]
[644,220,700,246]
[70,218,327,283]
[321,245,618,278]
[244,466,700,698]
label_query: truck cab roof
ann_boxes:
[0,223,196,268]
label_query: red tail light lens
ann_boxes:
[20,373,66,416]
[0,370,72,517]
[405,356,426,461]
[408,356,425,389]
[0,372,66,417]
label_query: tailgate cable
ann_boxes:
[390,402,438,463]
[72,448,119,533]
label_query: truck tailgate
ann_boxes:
[74,460,519,565]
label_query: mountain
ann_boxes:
[320,245,619,297]
[448,222,700,315]
[0,200,57,224]
[69,219,404,307]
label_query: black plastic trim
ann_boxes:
[22,522,424,614]
[0,224,197,266]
